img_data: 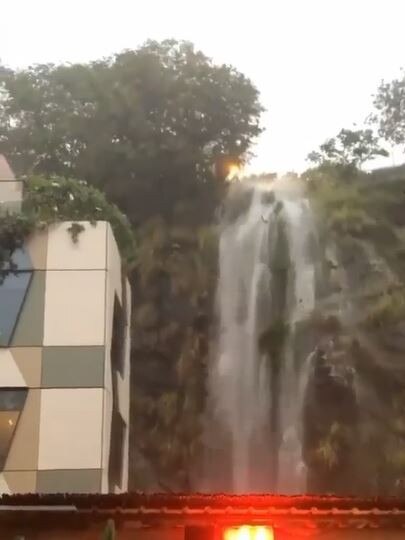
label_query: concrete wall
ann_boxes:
[0,155,22,214]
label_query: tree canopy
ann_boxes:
[307,128,388,168]
[0,40,263,224]
[372,71,405,150]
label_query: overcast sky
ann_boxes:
[1,0,405,173]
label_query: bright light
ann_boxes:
[226,163,242,181]
[224,526,274,540]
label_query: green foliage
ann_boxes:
[0,212,35,274]
[131,217,216,490]
[306,164,400,240]
[314,422,347,469]
[365,287,405,328]
[307,128,388,167]
[0,39,263,223]
[371,70,405,148]
[0,175,136,272]
[135,217,217,301]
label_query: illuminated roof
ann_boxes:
[1,494,405,531]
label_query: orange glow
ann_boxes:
[226,163,242,181]
[223,526,274,540]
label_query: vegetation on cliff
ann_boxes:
[303,132,405,494]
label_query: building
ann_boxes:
[1,493,405,540]
[0,156,131,494]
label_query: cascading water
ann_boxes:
[206,177,316,493]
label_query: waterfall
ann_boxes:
[206,178,316,493]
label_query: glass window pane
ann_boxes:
[108,408,126,490]
[0,272,32,346]
[111,294,126,376]
[0,388,28,411]
[0,411,20,469]
[1,248,32,272]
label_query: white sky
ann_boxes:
[1,0,405,173]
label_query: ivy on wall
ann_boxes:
[0,175,137,272]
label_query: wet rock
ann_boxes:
[261,191,275,205]
[378,320,405,353]
[302,340,359,494]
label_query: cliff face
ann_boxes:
[302,165,405,495]
[200,171,405,495]
[130,166,405,496]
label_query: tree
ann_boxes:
[307,128,388,167]
[372,71,405,150]
[0,40,263,224]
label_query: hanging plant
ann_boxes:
[0,175,137,272]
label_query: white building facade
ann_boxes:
[0,156,131,494]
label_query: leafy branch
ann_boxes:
[0,175,137,272]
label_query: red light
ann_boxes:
[223,526,274,540]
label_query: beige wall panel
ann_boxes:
[101,389,113,493]
[5,389,41,471]
[0,156,16,180]
[0,349,26,387]
[46,221,107,270]
[0,181,22,202]
[107,224,122,302]
[3,471,36,494]
[0,474,10,495]
[12,347,42,387]
[25,230,48,270]
[38,388,103,470]
[43,270,106,346]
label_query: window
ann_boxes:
[0,271,32,347]
[110,294,126,376]
[108,405,126,491]
[108,273,128,491]
[0,388,27,469]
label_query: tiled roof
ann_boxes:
[0,154,15,181]
[1,494,405,530]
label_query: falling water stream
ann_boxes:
[208,177,316,493]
